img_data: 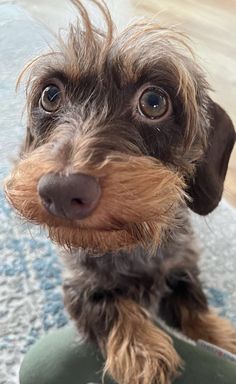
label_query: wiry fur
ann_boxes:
[4,1,236,383]
[180,308,236,354]
[5,140,185,252]
[104,299,181,384]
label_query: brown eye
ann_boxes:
[40,84,62,112]
[138,87,169,119]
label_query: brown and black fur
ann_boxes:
[4,1,236,383]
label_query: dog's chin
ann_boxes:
[28,200,178,252]
[45,219,166,253]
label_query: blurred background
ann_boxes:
[0,1,235,384]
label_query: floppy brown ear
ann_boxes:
[187,100,236,215]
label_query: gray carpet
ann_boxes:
[0,4,235,384]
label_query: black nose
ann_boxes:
[37,173,101,220]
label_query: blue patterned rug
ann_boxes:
[0,4,236,384]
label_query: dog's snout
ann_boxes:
[37,173,101,220]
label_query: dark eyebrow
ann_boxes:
[39,70,69,87]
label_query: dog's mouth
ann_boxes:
[5,151,185,251]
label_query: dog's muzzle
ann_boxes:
[37,172,101,220]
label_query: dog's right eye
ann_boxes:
[138,87,170,120]
[40,85,62,113]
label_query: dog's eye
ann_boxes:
[138,87,169,120]
[40,85,62,112]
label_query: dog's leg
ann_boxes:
[64,279,181,384]
[159,263,236,354]
[104,299,181,384]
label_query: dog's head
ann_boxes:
[5,0,235,252]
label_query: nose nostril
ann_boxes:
[44,197,52,206]
[71,198,85,206]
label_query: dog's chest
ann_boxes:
[64,247,167,310]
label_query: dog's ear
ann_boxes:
[187,100,235,215]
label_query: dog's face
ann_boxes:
[5,0,235,252]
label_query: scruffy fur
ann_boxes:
[5,1,236,383]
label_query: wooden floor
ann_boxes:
[16,0,236,207]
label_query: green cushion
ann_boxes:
[20,326,236,384]
[20,327,110,384]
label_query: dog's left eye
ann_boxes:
[40,85,62,113]
[138,87,170,120]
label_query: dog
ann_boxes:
[5,1,236,383]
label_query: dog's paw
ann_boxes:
[182,309,236,355]
[105,323,180,384]
[104,300,181,384]
[205,311,236,355]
